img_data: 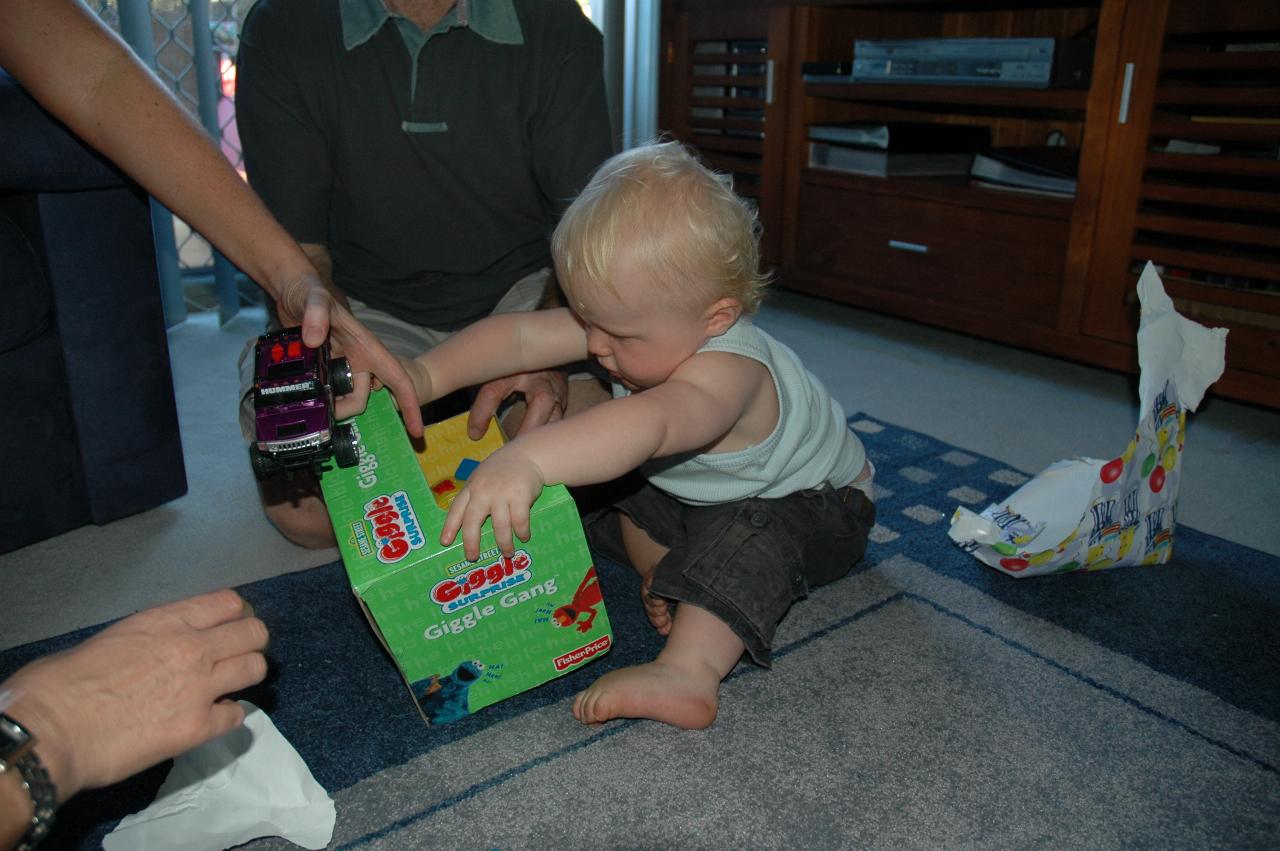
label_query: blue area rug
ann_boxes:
[3,415,1277,849]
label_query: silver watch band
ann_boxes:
[0,713,57,851]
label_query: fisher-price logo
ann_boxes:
[431,551,532,614]
[364,492,425,564]
[554,635,612,672]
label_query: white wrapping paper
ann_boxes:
[102,701,335,851]
[948,263,1228,577]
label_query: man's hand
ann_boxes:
[468,370,569,440]
[440,446,546,561]
[275,271,425,438]
[0,590,269,803]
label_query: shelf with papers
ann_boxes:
[657,0,1279,407]
[776,0,1108,366]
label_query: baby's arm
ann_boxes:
[404,308,589,406]
[443,351,771,559]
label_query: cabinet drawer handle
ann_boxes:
[1118,62,1135,124]
[888,239,929,254]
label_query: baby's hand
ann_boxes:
[441,446,546,561]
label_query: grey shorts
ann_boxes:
[586,480,876,667]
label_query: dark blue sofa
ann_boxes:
[0,70,187,555]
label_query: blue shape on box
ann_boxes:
[455,458,479,481]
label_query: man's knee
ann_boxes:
[566,376,609,417]
[258,475,336,549]
[263,498,336,549]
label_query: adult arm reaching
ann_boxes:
[0,0,422,436]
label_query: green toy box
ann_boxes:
[320,389,611,724]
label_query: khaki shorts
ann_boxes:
[238,268,551,442]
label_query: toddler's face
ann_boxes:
[570,253,713,392]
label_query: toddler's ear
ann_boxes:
[702,297,742,338]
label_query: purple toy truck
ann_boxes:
[248,327,359,479]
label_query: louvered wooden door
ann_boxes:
[1082,0,1280,406]
[658,1,791,268]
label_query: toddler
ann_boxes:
[391,141,875,729]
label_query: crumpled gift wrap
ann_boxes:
[948,262,1228,577]
[101,701,336,851]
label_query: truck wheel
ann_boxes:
[333,422,360,468]
[249,445,279,480]
[330,357,354,397]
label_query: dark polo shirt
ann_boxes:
[236,0,612,329]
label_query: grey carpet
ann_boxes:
[2,283,1277,848]
[246,554,1280,849]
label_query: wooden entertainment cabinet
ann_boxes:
[657,0,1280,408]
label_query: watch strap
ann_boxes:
[0,713,56,851]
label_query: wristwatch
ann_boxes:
[0,713,56,851]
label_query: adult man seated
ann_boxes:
[235,0,614,547]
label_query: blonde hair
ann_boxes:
[552,140,770,315]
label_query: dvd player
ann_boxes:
[852,38,1092,89]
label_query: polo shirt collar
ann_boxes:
[341,0,523,50]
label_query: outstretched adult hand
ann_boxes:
[0,590,269,804]
[275,272,425,438]
[468,370,569,440]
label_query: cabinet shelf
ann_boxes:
[802,167,1074,219]
[660,0,1279,407]
[1141,181,1280,213]
[1154,85,1280,108]
[691,73,768,88]
[1135,212,1280,250]
[687,132,764,156]
[700,151,764,176]
[1148,119,1280,145]
[688,52,769,66]
[805,82,1089,113]
[1145,150,1280,178]
[1160,49,1280,72]
[686,116,769,134]
[691,96,767,110]
[1133,241,1279,284]
[1155,273,1280,318]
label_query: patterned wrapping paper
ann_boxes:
[948,263,1228,577]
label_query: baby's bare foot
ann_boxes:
[572,661,718,729]
[640,572,672,635]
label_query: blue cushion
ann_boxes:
[0,204,51,354]
[0,69,125,191]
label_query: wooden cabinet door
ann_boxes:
[658,1,791,268]
[1083,0,1280,407]
[775,1,1129,359]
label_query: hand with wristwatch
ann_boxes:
[0,709,54,851]
[0,590,269,850]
